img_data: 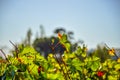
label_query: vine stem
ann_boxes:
[50,41,68,80]
[0,49,9,63]
[9,40,19,58]
[51,41,72,80]
[105,43,119,58]
[61,57,72,80]
[53,41,60,49]
[54,54,67,80]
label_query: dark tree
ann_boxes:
[54,28,66,34]
[33,37,66,58]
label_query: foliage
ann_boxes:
[33,27,78,58]
[92,45,111,63]
[0,33,120,80]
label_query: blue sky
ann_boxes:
[0,0,120,50]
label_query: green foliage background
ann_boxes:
[0,32,120,80]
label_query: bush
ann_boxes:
[0,33,120,80]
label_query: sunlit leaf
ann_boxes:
[64,42,71,52]
[114,64,120,71]
[61,34,67,43]
[91,61,100,71]
[81,52,86,57]
[117,58,120,63]
[108,75,117,80]
[108,48,115,56]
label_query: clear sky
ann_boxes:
[0,0,120,51]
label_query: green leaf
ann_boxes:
[91,61,100,71]
[20,46,37,55]
[81,52,86,57]
[75,46,82,55]
[108,75,117,80]
[114,64,120,71]
[86,61,92,68]
[84,57,92,62]
[68,53,76,59]
[61,34,67,43]
[47,73,60,79]
[70,65,76,73]
[64,42,71,52]
[71,58,82,71]
[87,78,91,80]
[92,56,100,61]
